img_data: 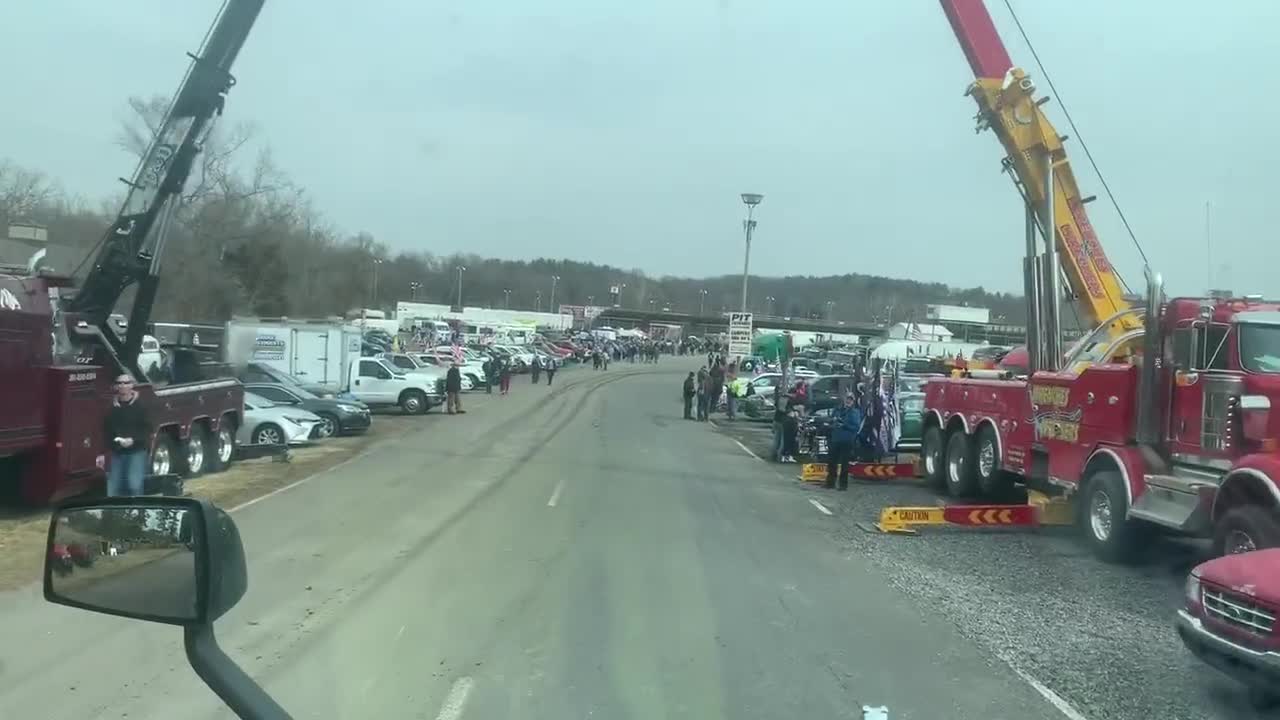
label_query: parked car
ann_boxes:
[237,362,346,400]
[242,383,371,438]
[239,392,322,446]
[1177,549,1280,711]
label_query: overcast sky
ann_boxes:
[2,1,1277,297]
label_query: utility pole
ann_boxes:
[370,258,383,306]
[739,193,763,312]
[455,265,466,308]
[549,275,560,313]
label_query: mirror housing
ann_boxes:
[44,496,247,626]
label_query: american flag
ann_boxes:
[909,322,923,341]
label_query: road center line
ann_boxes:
[435,676,475,720]
[809,498,833,516]
[547,477,566,507]
[733,439,762,461]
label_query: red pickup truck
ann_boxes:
[1177,549,1280,710]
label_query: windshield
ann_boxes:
[9,4,1256,720]
[1239,323,1280,373]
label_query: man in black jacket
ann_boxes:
[445,364,464,414]
[101,374,151,496]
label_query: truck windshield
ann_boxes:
[1239,323,1280,373]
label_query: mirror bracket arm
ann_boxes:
[185,623,294,720]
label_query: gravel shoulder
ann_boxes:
[710,414,1269,720]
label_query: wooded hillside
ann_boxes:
[0,96,1025,326]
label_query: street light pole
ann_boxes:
[549,275,560,313]
[766,295,775,317]
[456,265,466,307]
[371,258,383,305]
[739,193,763,312]
[699,289,707,316]
[536,290,542,312]
[503,288,511,309]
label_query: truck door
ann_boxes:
[1167,320,1237,458]
[352,359,396,404]
[290,329,330,385]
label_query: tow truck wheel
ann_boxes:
[974,426,1012,497]
[183,426,207,478]
[207,422,236,473]
[1212,505,1280,556]
[921,426,946,491]
[944,431,978,498]
[1080,470,1142,563]
[151,435,176,477]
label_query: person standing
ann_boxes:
[708,360,725,416]
[682,372,696,420]
[724,367,741,420]
[545,357,557,385]
[531,355,542,384]
[482,357,494,394]
[445,363,464,414]
[695,366,710,421]
[826,393,863,491]
[100,374,151,497]
[500,358,513,395]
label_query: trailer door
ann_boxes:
[290,329,330,386]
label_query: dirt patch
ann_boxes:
[0,414,418,593]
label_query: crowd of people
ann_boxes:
[682,354,889,493]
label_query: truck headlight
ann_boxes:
[1185,569,1202,606]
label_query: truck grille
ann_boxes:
[1203,586,1277,636]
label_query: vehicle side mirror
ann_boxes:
[45,496,246,625]
[44,497,294,718]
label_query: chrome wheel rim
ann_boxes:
[186,436,205,474]
[152,444,171,476]
[318,416,337,438]
[947,445,964,485]
[924,436,939,476]
[257,426,282,445]
[1090,490,1113,541]
[979,442,996,477]
[217,428,234,463]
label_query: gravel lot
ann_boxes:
[711,417,1275,720]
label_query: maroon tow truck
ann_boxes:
[0,0,263,505]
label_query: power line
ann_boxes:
[1001,0,1150,270]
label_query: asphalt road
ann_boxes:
[0,360,1212,719]
[714,417,1273,720]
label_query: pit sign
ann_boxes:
[727,312,753,359]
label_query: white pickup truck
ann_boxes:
[347,356,444,414]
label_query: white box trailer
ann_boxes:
[224,317,363,392]
[925,304,990,325]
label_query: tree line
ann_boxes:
[0,96,1026,327]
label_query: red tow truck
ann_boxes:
[0,0,264,505]
[919,0,1280,560]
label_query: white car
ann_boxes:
[416,349,487,387]
[239,392,322,446]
